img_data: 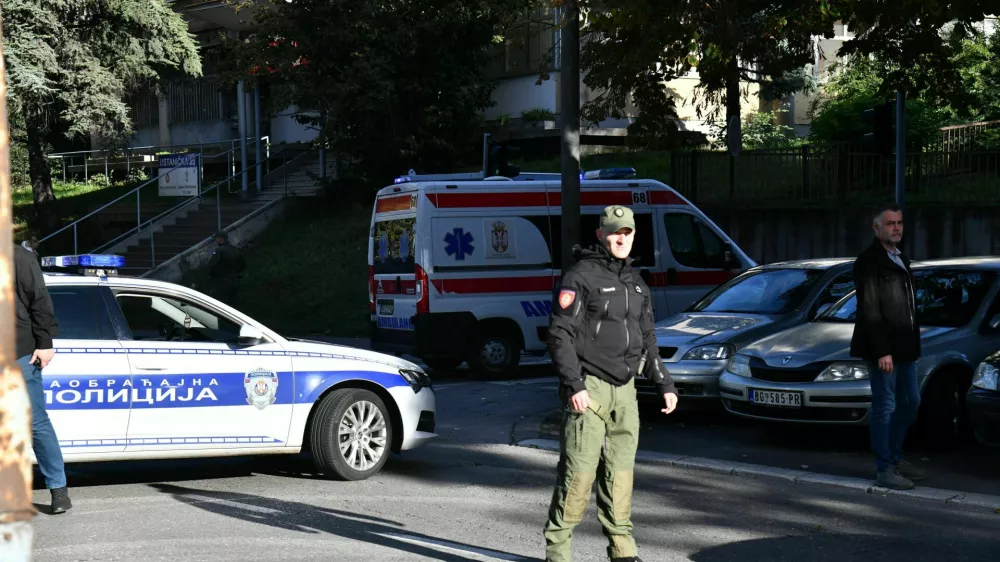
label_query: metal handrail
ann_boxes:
[46,137,268,159]
[92,149,316,257]
[37,146,244,247]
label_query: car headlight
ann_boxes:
[972,362,999,391]
[815,363,869,382]
[726,354,751,378]
[683,344,735,361]
[399,368,432,392]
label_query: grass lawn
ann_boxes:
[187,196,372,339]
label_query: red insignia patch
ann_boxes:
[558,289,576,309]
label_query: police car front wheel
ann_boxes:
[310,388,393,481]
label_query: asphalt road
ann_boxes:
[30,372,1000,561]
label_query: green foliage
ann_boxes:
[87,173,112,189]
[581,1,840,128]
[222,0,533,185]
[709,110,803,151]
[520,107,555,124]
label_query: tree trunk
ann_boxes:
[725,56,741,134]
[25,109,58,230]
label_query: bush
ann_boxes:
[87,173,111,188]
[521,107,555,125]
[708,110,802,151]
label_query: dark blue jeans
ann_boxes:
[868,360,920,473]
[18,355,67,489]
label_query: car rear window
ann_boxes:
[372,217,416,275]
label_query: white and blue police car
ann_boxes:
[31,254,436,481]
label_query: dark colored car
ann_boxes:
[968,348,1000,447]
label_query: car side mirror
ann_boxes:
[239,324,266,347]
[723,241,740,270]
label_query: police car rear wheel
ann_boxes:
[310,389,392,480]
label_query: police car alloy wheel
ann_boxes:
[310,388,393,481]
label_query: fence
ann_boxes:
[671,144,1000,207]
[937,120,1000,152]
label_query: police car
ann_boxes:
[32,254,436,481]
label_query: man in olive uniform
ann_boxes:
[208,231,245,304]
[543,205,678,562]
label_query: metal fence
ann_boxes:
[671,144,1000,206]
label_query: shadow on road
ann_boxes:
[149,483,542,562]
[689,533,998,561]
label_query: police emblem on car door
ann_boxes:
[244,367,279,410]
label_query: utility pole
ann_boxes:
[0,26,38,561]
[559,0,581,270]
[895,90,906,211]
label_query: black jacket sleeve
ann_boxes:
[855,256,891,359]
[19,247,59,350]
[639,281,676,395]
[546,270,589,397]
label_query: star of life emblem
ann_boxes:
[244,367,279,410]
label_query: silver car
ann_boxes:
[719,257,1000,442]
[637,259,857,401]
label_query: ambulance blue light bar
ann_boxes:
[394,176,411,184]
[41,254,125,268]
[583,167,637,180]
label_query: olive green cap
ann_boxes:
[600,205,635,233]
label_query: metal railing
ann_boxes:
[938,121,1000,152]
[92,148,316,270]
[37,144,314,257]
[46,136,270,183]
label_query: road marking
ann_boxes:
[371,531,533,561]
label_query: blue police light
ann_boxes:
[41,254,126,268]
[583,167,637,180]
[393,176,412,184]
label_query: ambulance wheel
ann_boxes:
[310,388,392,481]
[468,327,521,375]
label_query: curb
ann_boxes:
[515,438,1000,513]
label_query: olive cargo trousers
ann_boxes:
[543,375,640,561]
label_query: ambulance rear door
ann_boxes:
[370,189,420,351]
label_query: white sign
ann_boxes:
[158,153,200,196]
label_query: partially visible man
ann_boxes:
[850,204,924,490]
[208,230,246,305]
[13,243,71,513]
[543,205,678,562]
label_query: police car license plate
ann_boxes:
[378,301,394,315]
[749,389,802,408]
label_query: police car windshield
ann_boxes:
[689,269,825,315]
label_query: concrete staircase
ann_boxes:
[109,151,334,277]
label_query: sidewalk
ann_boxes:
[512,406,1000,509]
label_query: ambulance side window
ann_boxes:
[48,285,116,340]
[663,213,726,269]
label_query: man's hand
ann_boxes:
[569,390,590,413]
[30,348,55,370]
[661,392,678,415]
[878,355,893,373]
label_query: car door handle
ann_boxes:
[135,365,166,371]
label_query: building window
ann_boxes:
[486,6,559,79]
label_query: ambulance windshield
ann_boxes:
[372,217,416,275]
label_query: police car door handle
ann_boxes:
[134,365,167,371]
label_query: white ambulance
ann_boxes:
[367,167,756,374]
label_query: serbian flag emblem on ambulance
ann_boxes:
[558,289,576,309]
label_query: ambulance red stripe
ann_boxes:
[426,270,737,294]
[426,190,687,208]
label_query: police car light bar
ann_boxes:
[583,167,637,180]
[41,254,126,268]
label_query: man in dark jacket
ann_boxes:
[850,204,924,490]
[542,205,678,562]
[13,244,71,513]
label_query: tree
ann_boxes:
[221,0,533,185]
[837,0,994,108]
[580,1,839,141]
[1,0,201,228]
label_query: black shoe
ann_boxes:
[50,487,72,514]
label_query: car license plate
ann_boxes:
[378,302,394,316]
[749,389,802,408]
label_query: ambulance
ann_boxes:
[368,167,756,374]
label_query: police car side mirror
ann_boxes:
[238,325,266,347]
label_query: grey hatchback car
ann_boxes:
[636,259,856,401]
[719,257,1000,442]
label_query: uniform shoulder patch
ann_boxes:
[558,289,577,309]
